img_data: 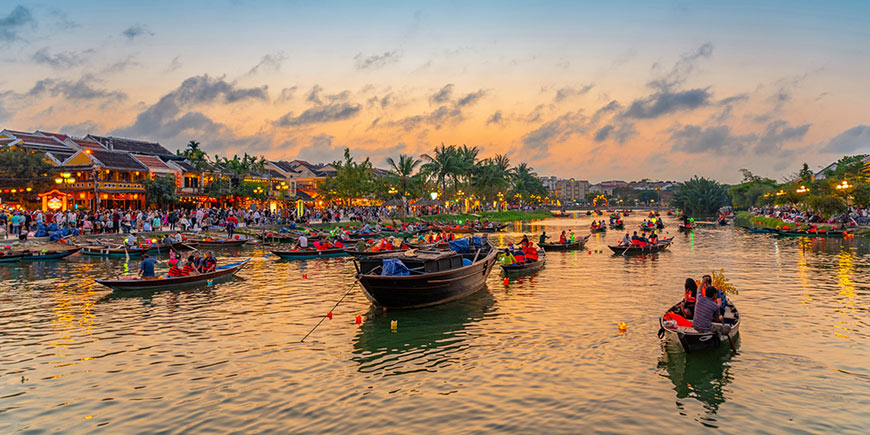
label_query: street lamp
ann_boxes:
[835,180,851,191]
[796,185,809,194]
[430,191,439,200]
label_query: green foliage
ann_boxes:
[471,155,511,203]
[636,189,660,203]
[0,146,53,184]
[142,175,178,208]
[385,153,422,197]
[510,162,547,202]
[728,169,778,209]
[671,176,730,217]
[319,148,376,203]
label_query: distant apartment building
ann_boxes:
[554,178,590,201]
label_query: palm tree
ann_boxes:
[386,153,421,197]
[671,176,730,217]
[421,143,459,196]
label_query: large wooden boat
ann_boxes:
[608,238,673,255]
[143,241,195,254]
[94,259,250,292]
[355,240,498,309]
[658,300,740,353]
[271,247,349,260]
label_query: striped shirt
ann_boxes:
[693,295,719,332]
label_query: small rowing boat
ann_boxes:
[81,245,147,257]
[539,235,589,251]
[590,226,606,233]
[95,259,250,292]
[658,300,740,353]
[191,238,248,247]
[775,229,849,238]
[271,248,349,259]
[740,226,776,234]
[608,238,673,255]
[500,250,545,275]
[678,224,694,231]
[0,252,26,263]
[20,247,81,260]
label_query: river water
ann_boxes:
[1,214,868,433]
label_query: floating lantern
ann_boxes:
[302,273,307,279]
[503,277,509,286]
[355,315,362,325]
[327,311,333,319]
[207,279,213,286]
[390,320,398,330]
[618,322,627,332]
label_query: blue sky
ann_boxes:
[1,1,868,182]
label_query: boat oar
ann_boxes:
[299,280,359,343]
[727,334,737,353]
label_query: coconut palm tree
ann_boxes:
[421,143,459,196]
[386,153,422,197]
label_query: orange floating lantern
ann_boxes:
[503,277,509,286]
[327,311,333,319]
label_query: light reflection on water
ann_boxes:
[0,216,868,433]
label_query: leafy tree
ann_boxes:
[728,169,778,209]
[671,176,730,217]
[636,189,660,204]
[510,162,547,203]
[142,175,178,208]
[318,148,375,204]
[471,157,511,204]
[0,146,53,183]
[421,143,460,196]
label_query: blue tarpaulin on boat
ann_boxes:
[381,258,410,276]
[449,236,484,254]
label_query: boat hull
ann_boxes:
[608,243,670,255]
[500,254,545,275]
[81,246,147,257]
[659,302,740,353]
[21,248,81,260]
[271,248,349,260]
[357,249,498,309]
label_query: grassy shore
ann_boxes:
[734,211,834,230]
[398,210,553,224]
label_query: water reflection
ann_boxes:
[352,289,495,375]
[658,347,735,427]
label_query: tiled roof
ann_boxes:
[11,133,72,152]
[168,160,196,172]
[86,134,173,156]
[46,151,75,164]
[89,150,147,171]
[72,139,106,150]
[132,154,176,173]
[37,131,70,142]
[268,169,285,178]
[270,160,296,172]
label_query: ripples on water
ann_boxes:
[0,216,868,433]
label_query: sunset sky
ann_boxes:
[1,1,868,183]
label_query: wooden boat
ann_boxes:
[539,235,589,251]
[271,247,349,259]
[95,259,250,292]
[609,223,625,230]
[475,224,508,233]
[717,219,728,226]
[590,226,607,233]
[608,238,673,255]
[441,226,475,234]
[500,251,545,275]
[740,226,776,234]
[658,300,740,353]
[775,229,849,238]
[81,245,148,257]
[191,237,248,247]
[355,240,498,309]
[0,252,26,263]
[639,225,657,232]
[678,224,694,231]
[343,247,408,257]
[143,241,195,253]
[19,247,81,260]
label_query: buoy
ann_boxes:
[355,315,362,325]
[390,320,398,330]
[302,273,307,279]
[327,311,333,319]
[618,322,627,332]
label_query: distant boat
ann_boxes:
[95,259,250,292]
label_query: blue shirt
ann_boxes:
[693,295,719,332]
[140,257,157,277]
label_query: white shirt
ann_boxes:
[298,235,308,248]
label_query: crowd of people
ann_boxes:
[138,250,218,280]
[749,205,870,226]
[500,235,540,265]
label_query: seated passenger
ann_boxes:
[680,278,698,318]
[693,285,731,335]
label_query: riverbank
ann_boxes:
[734,211,870,236]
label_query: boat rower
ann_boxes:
[138,254,157,280]
[539,231,549,245]
[203,251,217,272]
[559,231,567,244]
[619,232,631,246]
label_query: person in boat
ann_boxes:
[138,254,157,280]
[167,258,183,277]
[173,231,183,243]
[619,232,632,246]
[192,252,205,273]
[569,230,576,243]
[649,233,658,245]
[297,234,309,249]
[501,248,518,265]
[355,239,367,252]
[124,234,137,248]
[680,278,698,318]
[508,243,526,263]
[361,223,372,234]
[559,231,567,243]
[225,215,237,238]
[400,237,411,250]
[700,274,727,316]
[182,255,199,276]
[520,235,530,250]
[539,231,549,245]
[631,231,640,242]
[693,285,731,336]
[203,251,217,272]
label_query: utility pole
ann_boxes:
[93,167,100,210]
